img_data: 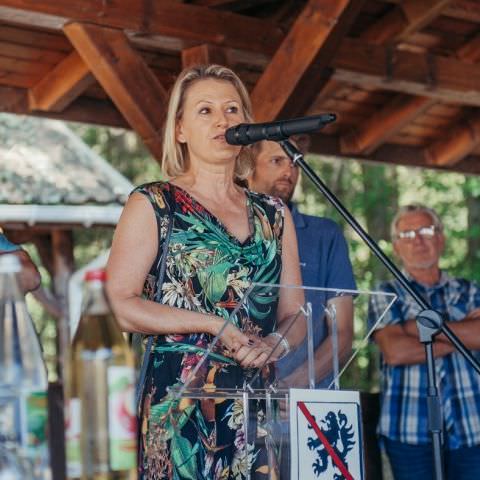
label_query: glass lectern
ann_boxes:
[155,283,395,479]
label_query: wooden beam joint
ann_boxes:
[64,22,167,161]
[29,50,94,112]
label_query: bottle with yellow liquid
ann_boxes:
[65,269,136,480]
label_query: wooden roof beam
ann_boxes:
[64,22,167,161]
[340,30,480,156]
[331,38,480,107]
[308,132,480,175]
[0,85,128,127]
[340,95,435,155]
[28,50,94,112]
[425,115,480,167]
[421,34,480,167]
[190,0,267,8]
[181,44,227,68]
[316,0,450,97]
[0,1,283,57]
[318,0,449,150]
[457,33,480,64]
[251,0,366,122]
[399,0,454,41]
[381,0,480,24]
[363,0,453,45]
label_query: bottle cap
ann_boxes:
[0,253,21,273]
[84,269,107,282]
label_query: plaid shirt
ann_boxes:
[368,271,480,448]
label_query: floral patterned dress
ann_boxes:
[135,181,284,480]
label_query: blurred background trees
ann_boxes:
[26,124,480,390]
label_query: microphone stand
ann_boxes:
[279,139,480,480]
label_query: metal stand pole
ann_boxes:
[279,139,480,480]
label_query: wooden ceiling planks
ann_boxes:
[320,0,449,157]
[0,1,478,173]
[0,1,284,55]
[0,24,71,51]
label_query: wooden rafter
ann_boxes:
[361,0,452,45]
[340,95,435,155]
[457,33,480,64]
[326,0,450,154]
[444,0,480,23]
[308,132,480,175]
[0,85,127,127]
[425,115,480,167]
[189,0,269,9]
[64,22,167,161]
[398,0,454,40]
[382,0,480,24]
[0,1,283,56]
[331,38,480,107]
[251,0,366,122]
[319,0,449,91]
[182,44,227,69]
[342,30,480,157]
[421,35,480,167]
[28,50,94,112]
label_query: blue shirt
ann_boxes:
[368,272,480,448]
[0,233,19,252]
[277,205,356,385]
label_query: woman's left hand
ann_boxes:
[235,335,284,368]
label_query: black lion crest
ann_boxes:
[306,410,355,479]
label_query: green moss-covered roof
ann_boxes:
[0,114,133,205]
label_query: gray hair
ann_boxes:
[390,204,444,240]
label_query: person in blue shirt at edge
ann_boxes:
[368,204,480,480]
[247,136,356,388]
[0,229,41,293]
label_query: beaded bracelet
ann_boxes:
[268,331,291,359]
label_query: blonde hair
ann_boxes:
[161,64,254,180]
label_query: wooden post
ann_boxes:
[51,229,74,381]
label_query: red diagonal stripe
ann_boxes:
[298,401,354,480]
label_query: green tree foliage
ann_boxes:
[294,155,475,391]
[27,125,480,389]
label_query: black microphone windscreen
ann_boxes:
[225,114,336,146]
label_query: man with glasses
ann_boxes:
[369,204,480,479]
[248,138,356,388]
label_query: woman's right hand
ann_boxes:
[207,316,272,368]
[234,340,272,369]
[207,315,250,355]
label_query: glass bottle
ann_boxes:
[65,268,136,480]
[0,253,51,480]
[0,445,28,479]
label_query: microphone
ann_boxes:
[225,113,336,146]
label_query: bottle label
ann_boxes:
[107,366,136,471]
[25,391,48,449]
[0,390,49,475]
[0,392,17,445]
[0,390,47,446]
[65,397,82,478]
[26,391,50,477]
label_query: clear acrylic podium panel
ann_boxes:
[162,284,396,479]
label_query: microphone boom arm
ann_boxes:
[279,138,480,480]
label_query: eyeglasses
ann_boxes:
[395,225,437,241]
